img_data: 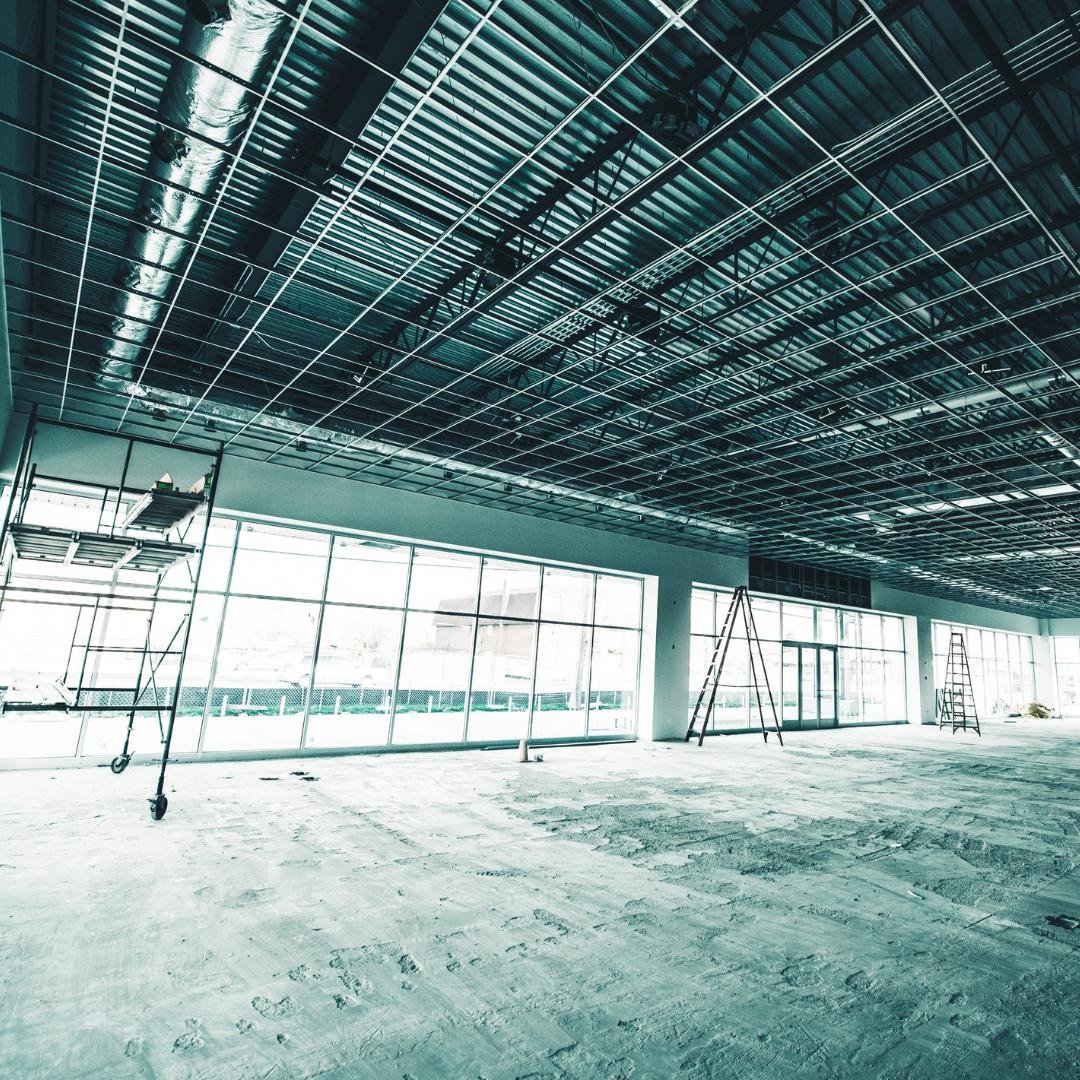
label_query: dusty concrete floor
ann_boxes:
[1,722,1078,1079]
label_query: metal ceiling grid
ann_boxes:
[1,0,1078,615]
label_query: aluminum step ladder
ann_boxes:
[685,586,783,747]
[938,631,981,736]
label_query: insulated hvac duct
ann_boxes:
[98,0,290,393]
[85,0,749,545]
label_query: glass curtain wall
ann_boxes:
[1053,638,1080,716]
[689,587,907,731]
[1,516,643,758]
[932,622,1035,718]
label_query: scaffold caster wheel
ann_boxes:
[149,794,168,821]
[110,755,130,774]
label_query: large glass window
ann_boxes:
[478,560,541,620]
[588,628,640,735]
[689,587,908,731]
[304,605,402,749]
[325,537,410,608]
[0,598,84,758]
[467,618,536,743]
[531,624,591,740]
[228,522,329,600]
[0,511,644,758]
[932,622,1035,719]
[1054,638,1080,716]
[201,597,319,752]
[407,549,480,614]
[541,567,594,624]
[393,611,474,744]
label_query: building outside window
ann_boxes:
[689,587,907,731]
[931,622,1035,719]
[0,512,644,759]
[1052,638,1080,716]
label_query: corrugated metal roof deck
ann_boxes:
[1,0,1078,613]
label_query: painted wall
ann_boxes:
[871,582,1043,635]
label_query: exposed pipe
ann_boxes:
[97,0,291,393]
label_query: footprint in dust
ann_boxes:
[622,912,658,936]
[236,1019,255,1034]
[229,888,273,907]
[252,995,296,1018]
[287,964,310,982]
[123,1037,142,1058]
[1045,914,1080,930]
[172,1019,204,1053]
[533,908,570,937]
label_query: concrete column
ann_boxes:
[648,569,693,741]
[914,615,936,725]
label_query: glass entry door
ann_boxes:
[781,643,838,730]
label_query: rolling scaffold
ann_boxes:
[0,412,223,819]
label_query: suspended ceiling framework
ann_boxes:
[0,0,1078,615]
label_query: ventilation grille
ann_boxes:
[750,555,870,609]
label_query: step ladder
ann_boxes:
[685,586,783,747]
[938,631,981,736]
